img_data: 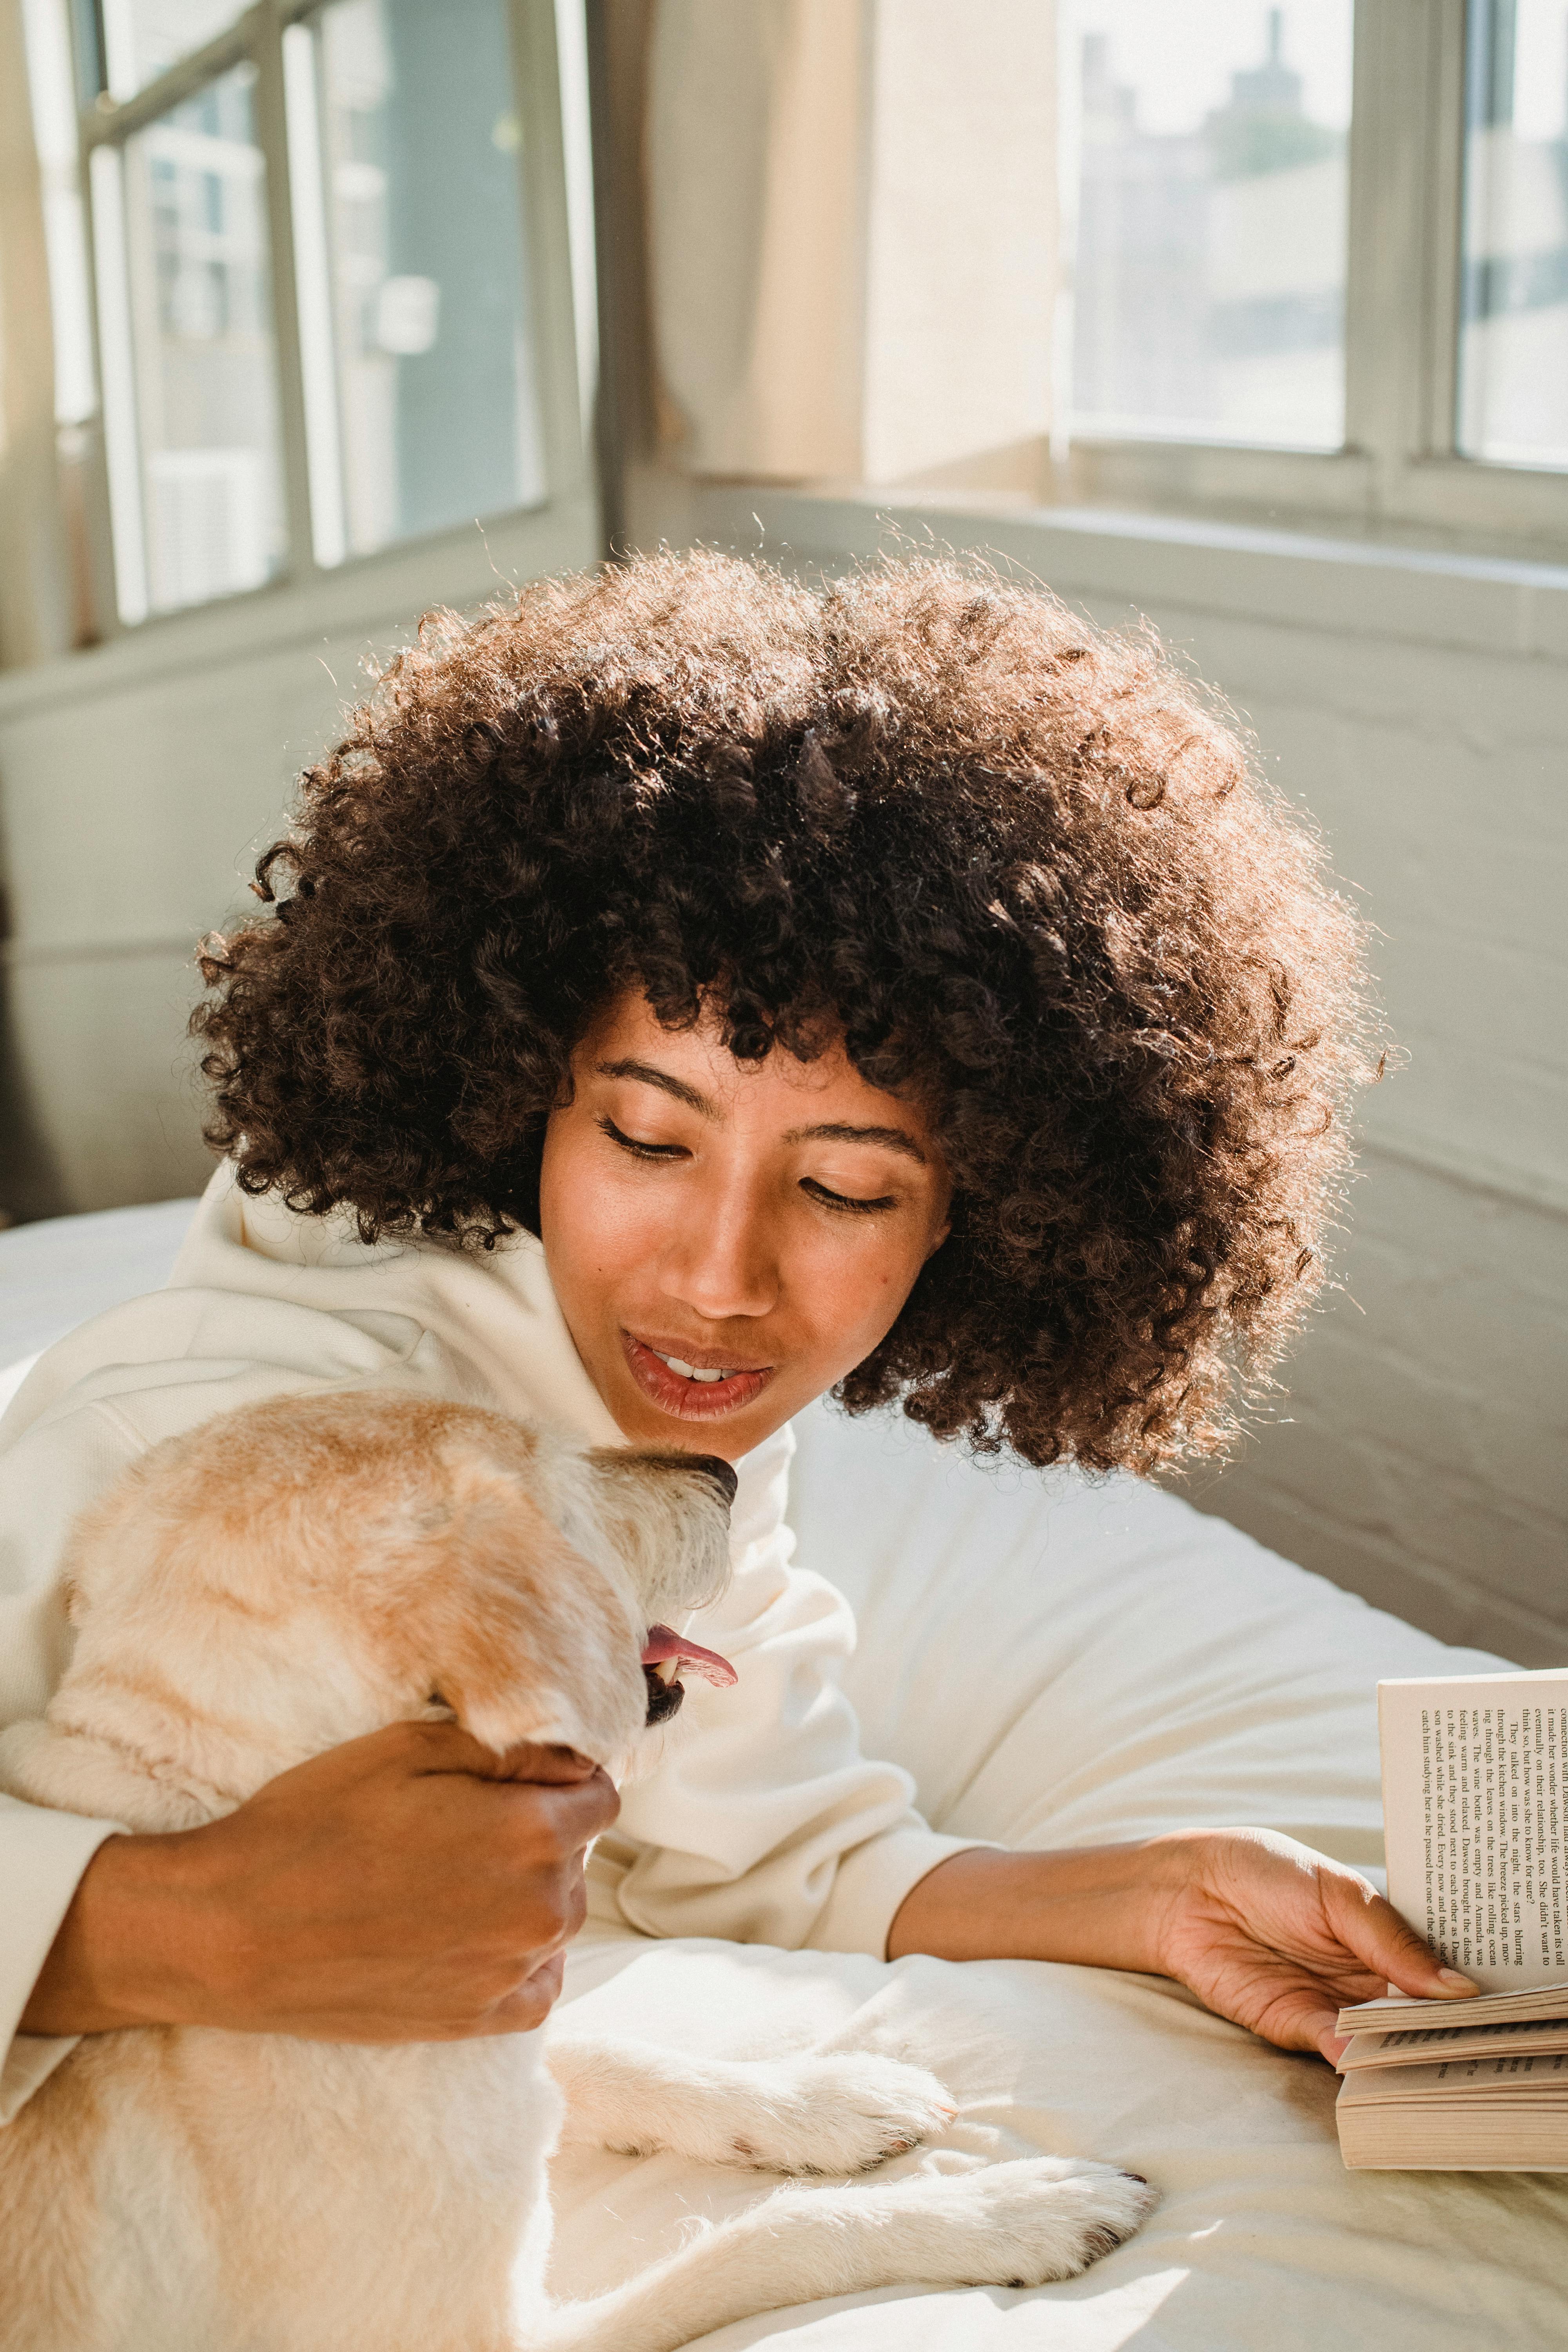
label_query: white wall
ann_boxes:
[0,494,597,1220]
[626,474,1568,1663]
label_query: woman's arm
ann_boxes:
[21,1724,618,2042]
[887,1832,1476,2061]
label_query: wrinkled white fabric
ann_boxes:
[0,1172,971,2121]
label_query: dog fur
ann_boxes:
[0,1390,1156,2350]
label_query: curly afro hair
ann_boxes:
[194,551,1380,1475]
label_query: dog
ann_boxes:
[0,1389,1156,2350]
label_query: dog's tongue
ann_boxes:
[641,1624,738,1688]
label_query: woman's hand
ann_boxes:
[1140,1827,1475,2058]
[888,1830,1477,2062]
[21,1722,619,2043]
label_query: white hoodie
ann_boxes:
[0,1167,975,2122]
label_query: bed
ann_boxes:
[3,1203,1564,2348]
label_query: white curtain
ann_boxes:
[645,0,1059,489]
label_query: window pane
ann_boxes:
[1068,1,1352,450]
[99,0,247,99]
[1458,0,1568,469]
[117,63,287,616]
[288,0,546,567]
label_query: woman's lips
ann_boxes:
[621,1331,775,1421]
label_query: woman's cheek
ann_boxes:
[804,1217,924,1359]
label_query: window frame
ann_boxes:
[1060,0,1568,556]
[70,0,595,637]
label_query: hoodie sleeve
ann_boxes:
[0,1395,148,2120]
[0,1290,450,2124]
[595,1427,987,1956]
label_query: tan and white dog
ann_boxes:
[0,1390,1156,2352]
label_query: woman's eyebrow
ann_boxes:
[595,1064,926,1164]
[786,1121,927,1165]
[596,1058,715,1115]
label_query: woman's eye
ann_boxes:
[800,1177,897,1216]
[597,1114,685,1161]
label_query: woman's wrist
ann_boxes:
[20,1830,209,2038]
[886,1836,1198,1972]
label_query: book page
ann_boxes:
[1339,2049,1568,2105]
[1380,1672,1568,1994]
[1341,2016,1568,2071]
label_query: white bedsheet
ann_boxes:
[4,1206,1564,2346]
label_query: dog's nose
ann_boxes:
[685,1453,738,1506]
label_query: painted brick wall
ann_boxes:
[1129,574,1567,1664]
[1185,1147,1568,1664]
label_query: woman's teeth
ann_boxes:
[653,1348,731,1384]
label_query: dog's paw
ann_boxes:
[703,2054,957,2175]
[902,2154,1159,2285]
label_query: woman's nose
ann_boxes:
[657,1187,778,1321]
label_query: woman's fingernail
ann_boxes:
[1437,1967,1479,1994]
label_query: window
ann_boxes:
[1069,3,1353,454]
[1457,0,1568,469]
[1058,0,1568,554]
[53,0,588,628]
[100,62,287,618]
[286,0,546,567]
[102,1,250,100]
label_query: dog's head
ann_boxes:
[49,1391,734,1811]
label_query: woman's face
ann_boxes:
[538,992,952,1461]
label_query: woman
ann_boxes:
[1,554,1471,2124]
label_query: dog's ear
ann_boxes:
[410,1459,645,1764]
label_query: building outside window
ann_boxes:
[1070,5,1352,453]
[25,0,589,632]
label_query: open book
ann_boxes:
[1336,1669,1568,2170]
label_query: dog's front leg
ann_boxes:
[524,2157,1158,2352]
[546,2034,954,2176]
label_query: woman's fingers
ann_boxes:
[1318,1868,1477,2002]
[1230,1964,1367,2060]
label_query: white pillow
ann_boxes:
[0,1198,199,1370]
[788,1396,1511,1872]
